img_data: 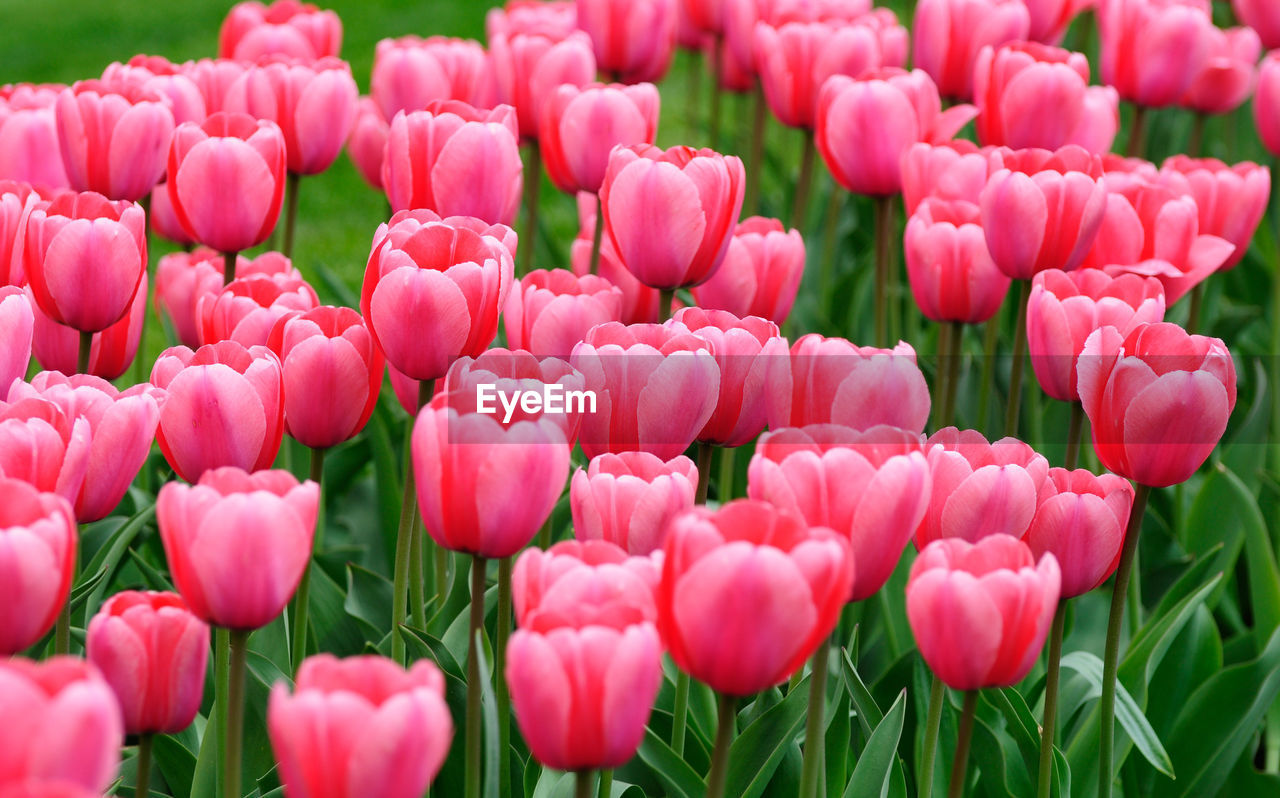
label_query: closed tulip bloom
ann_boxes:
[1234,0,1280,49]
[219,0,342,62]
[100,55,207,127]
[155,249,298,349]
[504,269,623,360]
[1158,156,1269,271]
[223,56,358,175]
[1097,0,1214,108]
[1257,53,1280,157]
[657,499,852,695]
[1181,25,1261,115]
[905,198,1010,324]
[381,102,523,224]
[907,535,1060,690]
[8,372,163,522]
[29,280,147,381]
[269,655,453,798]
[412,391,570,558]
[576,0,678,84]
[570,321,721,459]
[917,427,1051,547]
[541,82,661,194]
[1027,269,1165,402]
[85,591,209,735]
[1024,0,1094,43]
[1078,322,1235,486]
[0,180,37,286]
[167,112,286,253]
[900,140,989,215]
[149,181,195,246]
[1026,468,1133,598]
[690,216,805,325]
[346,97,387,189]
[158,466,317,629]
[361,212,513,382]
[489,28,597,140]
[437,348,586,442]
[765,334,931,432]
[0,394,91,505]
[749,424,931,601]
[150,341,284,482]
[198,272,320,347]
[54,81,175,202]
[182,59,248,116]
[570,193,662,324]
[0,85,72,193]
[371,36,493,124]
[0,478,75,656]
[601,144,744,289]
[816,69,979,197]
[572,451,697,554]
[0,287,33,393]
[513,539,660,630]
[912,0,1031,101]
[23,191,145,334]
[979,145,1107,279]
[0,658,123,793]
[487,0,580,40]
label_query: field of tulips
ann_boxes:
[3,0,1280,798]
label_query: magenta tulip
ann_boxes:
[54,81,175,202]
[0,85,71,194]
[346,97,387,189]
[0,287,33,394]
[504,269,623,360]
[1158,156,1270,270]
[434,348,586,443]
[1098,0,1214,108]
[197,271,320,347]
[219,0,342,62]
[904,198,1010,324]
[100,55,207,126]
[912,0,1031,101]
[0,180,37,286]
[488,26,597,140]
[0,478,75,656]
[0,393,91,505]
[1026,468,1133,598]
[1181,24,1261,115]
[1024,0,1094,43]
[900,140,989,215]
[690,216,804,325]
[576,0,678,84]
[541,82,661,195]
[371,36,493,124]
[512,540,660,630]
[149,180,195,246]
[155,249,298,349]
[571,451,698,555]
[1234,0,1280,48]
[182,58,248,116]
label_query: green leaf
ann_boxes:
[1216,463,1280,651]
[839,647,884,740]
[81,503,156,625]
[724,674,810,798]
[636,727,705,798]
[843,689,906,798]
[474,630,501,798]
[344,563,393,646]
[152,731,198,798]
[1060,651,1174,777]
[1119,572,1225,704]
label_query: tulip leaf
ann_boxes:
[636,728,705,798]
[843,689,907,798]
[152,731,198,798]
[1216,463,1280,652]
[968,695,1030,798]
[724,673,810,798]
[840,647,885,740]
[1060,651,1174,777]
[825,688,852,795]
[80,502,156,625]
[474,630,502,798]
[343,563,394,643]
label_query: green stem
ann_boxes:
[520,141,541,276]
[1099,483,1151,798]
[214,627,228,794]
[222,251,237,287]
[792,133,816,232]
[873,195,895,348]
[1272,158,1280,478]
[391,379,432,665]
[497,557,513,796]
[744,84,766,216]
[919,674,946,798]
[798,636,831,798]
[659,288,675,323]
[290,446,325,672]
[410,513,427,630]
[135,733,152,798]
[466,555,487,798]
[672,669,691,756]
[1037,603,1067,798]
[283,172,300,259]
[1005,280,1030,438]
[1187,112,1205,159]
[575,770,594,798]
[77,330,93,375]
[935,322,953,430]
[1065,402,1084,471]
[947,691,979,798]
[598,769,613,798]
[943,322,963,428]
[706,692,737,798]
[54,525,81,655]
[977,316,999,433]
[589,192,604,276]
[695,441,714,505]
[817,185,847,311]
[1186,283,1204,336]
[709,36,723,150]
[224,629,249,798]
[717,445,737,502]
[1126,105,1147,160]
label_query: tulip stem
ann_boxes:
[466,555,487,798]
[948,691,978,798]
[943,322,963,428]
[659,289,676,323]
[873,195,895,349]
[221,252,237,287]
[213,627,228,793]
[936,323,953,429]
[1037,602,1067,798]
[520,141,541,276]
[599,769,613,798]
[1125,105,1147,160]
[575,770,594,798]
[1004,280,1030,437]
[1186,283,1204,336]
[54,603,71,656]
[694,441,715,504]
[919,674,946,798]
[744,84,766,215]
[672,670,691,755]
[283,172,300,259]
[1099,482,1150,798]
[709,36,723,150]
[135,734,153,798]
[224,628,249,798]
[1065,402,1084,470]
[818,183,847,309]
[792,133,816,232]
[718,445,737,502]
[1187,113,1205,159]
[589,192,605,276]
[977,316,999,432]
[496,556,513,796]
[75,330,93,375]
[391,379,432,665]
[706,692,737,798]
[798,636,831,798]
[411,514,427,630]
[290,446,326,673]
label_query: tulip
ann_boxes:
[155,249,298,349]
[600,144,744,290]
[381,102,523,224]
[512,539,660,630]
[268,655,453,798]
[150,341,284,482]
[690,216,805,325]
[0,287,33,394]
[570,192,661,323]
[905,198,1010,324]
[1234,0,1280,49]
[1158,156,1269,270]
[540,82,661,195]
[504,269,622,360]
[219,0,342,62]
[487,0,580,40]
[197,272,320,347]
[0,180,37,287]
[370,36,493,123]
[570,321,721,460]
[1024,0,1094,43]
[54,81,175,203]
[100,55,207,126]
[912,0,1031,101]
[23,191,146,335]
[907,534,1060,689]
[1026,468,1133,598]
[900,140,989,215]
[1257,52,1280,157]
[571,451,697,554]
[488,26,597,140]
[361,211,513,383]
[576,0,678,84]
[85,591,209,735]
[1181,25,1261,116]
[0,393,91,505]
[436,348,586,443]
[0,658,123,793]
[0,85,71,193]
[0,478,75,656]
[166,112,287,255]
[149,180,195,246]
[1097,0,1214,109]
[0,781,102,798]
[182,58,248,116]
[346,97,387,189]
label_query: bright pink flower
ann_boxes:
[0,287,33,393]
[434,348,586,443]
[182,59,248,116]
[1234,0,1280,49]
[219,0,342,62]
[541,83,661,194]
[1097,0,1214,108]
[0,393,91,505]
[691,216,805,325]
[1023,0,1094,43]
[268,655,452,798]
[155,249,298,349]
[0,85,71,194]
[905,198,1009,324]
[29,278,147,381]
[570,193,662,324]
[54,81,175,202]
[197,272,320,347]
[1181,25,1261,115]
[148,180,195,246]
[150,341,284,482]
[1256,52,1280,157]
[907,534,1060,689]
[0,780,102,798]
[900,140,990,215]
[1078,322,1235,486]
[656,499,852,695]
[912,0,1031,100]
[0,180,37,286]
[572,451,698,555]
[1026,469,1133,598]
[85,591,209,735]
[513,539,660,630]
[100,55,207,126]
[487,0,580,40]
[504,269,623,359]
[489,27,597,139]
[576,0,678,84]
[1158,156,1270,270]
[370,36,493,124]
[0,479,75,656]
[346,97,387,189]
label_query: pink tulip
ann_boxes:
[219,0,342,62]
[223,56,358,175]
[371,36,493,124]
[979,145,1107,279]
[487,0,580,40]
[158,466,317,629]
[150,341,284,482]
[0,393,91,505]
[1024,0,1094,43]
[1098,0,1214,108]
[570,192,662,324]
[100,55,207,126]
[1234,0,1280,49]
[576,0,678,84]
[916,427,1051,548]
[346,97,387,189]
[816,69,979,197]
[504,269,623,359]
[907,535,1060,689]
[0,85,71,194]
[1027,268,1166,402]
[148,181,195,246]
[434,348,586,443]
[656,499,852,695]
[1181,25,1261,115]
[361,211,513,382]
[268,655,453,798]
[54,82,174,202]
[513,539,660,630]
[85,591,209,735]
[1257,52,1280,157]
[23,191,145,334]
[0,478,75,656]
[572,451,697,554]
[912,0,1031,101]
[1026,468,1133,598]
[749,424,931,601]
[1078,322,1235,486]
[8,372,162,523]
[541,82,661,194]
[570,321,721,460]
[900,140,990,215]
[155,249,297,349]
[690,216,805,325]
[0,287,33,394]
[0,180,37,286]
[489,26,597,140]
[412,390,570,558]
[182,59,248,116]
[167,112,286,254]
[30,277,147,381]
[0,781,102,798]
[765,334,931,432]
[0,658,123,793]
[600,144,744,289]
[1158,156,1269,270]
[197,272,320,347]
[905,198,1010,324]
